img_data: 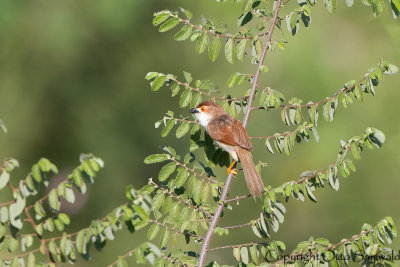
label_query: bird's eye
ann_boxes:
[200,106,206,112]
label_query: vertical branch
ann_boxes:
[197,1,283,266]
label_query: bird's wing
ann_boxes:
[207,115,253,151]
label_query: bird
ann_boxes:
[190,100,265,197]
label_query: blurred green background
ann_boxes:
[0,0,399,266]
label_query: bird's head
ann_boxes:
[189,100,226,127]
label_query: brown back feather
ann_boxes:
[207,114,253,151]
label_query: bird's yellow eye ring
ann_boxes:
[200,106,206,112]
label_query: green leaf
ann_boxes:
[133,204,149,222]
[58,213,70,225]
[145,72,159,80]
[153,12,170,26]
[38,158,51,172]
[306,186,317,202]
[179,88,192,108]
[238,11,253,27]
[354,84,363,102]
[191,93,202,108]
[174,25,192,41]
[35,223,43,235]
[7,236,18,252]
[196,32,209,54]
[286,12,298,35]
[183,71,192,84]
[10,258,19,267]
[82,160,95,178]
[391,0,400,18]
[9,194,25,219]
[158,162,176,182]
[152,191,165,212]
[208,36,221,62]
[240,246,249,264]
[147,223,160,241]
[76,230,87,254]
[242,0,253,10]
[71,168,84,190]
[154,258,165,267]
[27,253,35,267]
[0,170,10,190]
[254,37,263,57]
[0,206,8,223]
[233,247,241,262]
[151,75,167,91]
[225,39,234,64]
[369,128,385,148]
[32,164,43,184]
[160,228,170,248]
[249,245,259,265]
[0,120,7,133]
[350,142,361,159]
[0,224,5,240]
[200,80,219,92]
[159,18,179,32]
[192,178,203,204]
[34,201,46,220]
[175,168,189,188]
[44,218,55,232]
[201,182,210,203]
[144,154,168,164]
[383,64,399,75]
[344,0,354,7]
[170,83,180,97]
[179,8,193,20]
[236,39,247,62]
[161,119,175,137]
[228,102,237,118]
[48,189,60,211]
[176,122,190,138]
[228,73,238,88]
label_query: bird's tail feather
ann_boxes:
[236,147,264,197]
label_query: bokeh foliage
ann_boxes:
[0,0,400,266]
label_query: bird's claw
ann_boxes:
[227,169,238,175]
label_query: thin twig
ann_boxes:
[225,194,252,203]
[161,253,190,267]
[169,14,268,41]
[166,117,199,125]
[149,219,204,240]
[294,139,358,186]
[250,125,313,140]
[280,74,370,109]
[0,248,41,261]
[170,77,248,102]
[24,207,56,264]
[197,1,283,265]
[0,200,15,207]
[221,222,251,230]
[108,248,137,267]
[207,242,262,252]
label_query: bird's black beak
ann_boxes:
[189,108,199,114]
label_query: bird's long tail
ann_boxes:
[236,146,264,197]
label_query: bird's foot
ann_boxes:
[227,168,238,175]
[226,160,237,175]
